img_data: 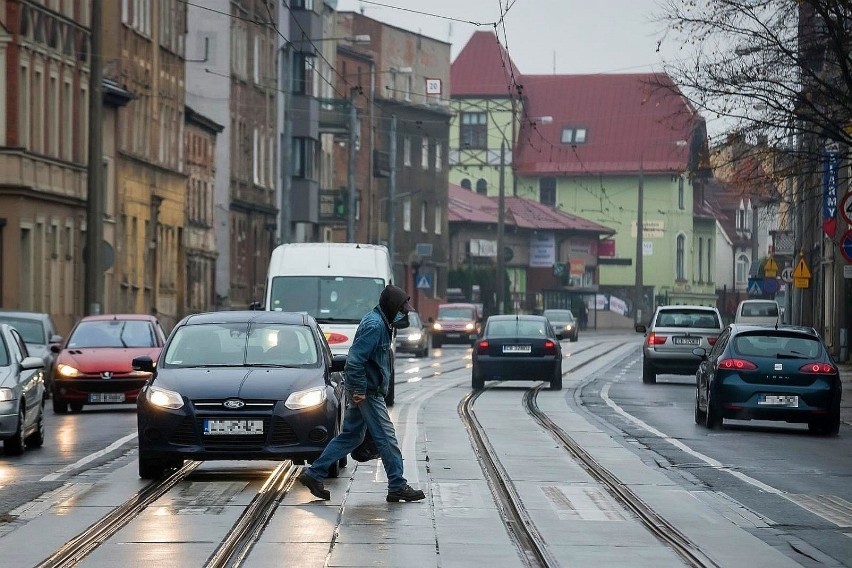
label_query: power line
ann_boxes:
[356,0,496,26]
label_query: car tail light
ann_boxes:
[707,336,718,345]
[544,339,556,354]
[799,362,836,374]
[718,358,757,371]
[477,340,489,355]
[647,332,667,345]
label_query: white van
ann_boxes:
[735,300,780,326]
[263,243,393,356]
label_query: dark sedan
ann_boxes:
[471,315,563,391]
[693,324,841,435]
[134,311,347,479]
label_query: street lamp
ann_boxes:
[635,139,687,324]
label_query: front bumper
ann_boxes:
[475,357,560,381]
[395,337,427,353]
[54,377,147,404]
[0,401,21,438]
[433,330,477,344]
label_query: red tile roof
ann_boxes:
[448,183,614,235]
[513,73,698,176]
[451,30,520,98]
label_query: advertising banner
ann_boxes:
[529,232,556,267]
[823,150,841,237]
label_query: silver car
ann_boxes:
[635,305,723,384]
[0,323,47,455]
[0,310,62,395]
[543,309,579,342]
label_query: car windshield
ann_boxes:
[655,310,720,329]
[68,320,157,348]
[487,319,549,338]
[269,276,384,324]
[733,332,821,359]
[438,307,476,320]
[164,322,319,367]
[0,317,45,344]
[544,310,574,321]
[741,302,779,317]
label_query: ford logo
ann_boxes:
[223,399,245,409]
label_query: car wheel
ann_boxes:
[704,388,722,429]
[138,452,167,479]
[693,385,706,425]
[69,402,84,413]
[25,402,46,448]
[52,396,69,414]
[642,360,656,384]
[809,397,841,436]
[4,405,26,456]
[471,373,484,390]
[550,367,563,391]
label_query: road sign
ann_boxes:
[794,277,810,289]
[841,192,852,225]
[780,267,793,283]
[763,256,779,278]
[844,265,852,279]
[840,229,852,263]
[747,279,763,296]
[416,273,432,289]
[793,257,811,279]
[748,260,760,278]
[763,278,779,294]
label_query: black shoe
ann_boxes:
[298,472,330,500]
[386,484,425,502]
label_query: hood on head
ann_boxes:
[379,285,412,323]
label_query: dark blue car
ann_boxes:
[693,324,841,435]
[133,311,347,478]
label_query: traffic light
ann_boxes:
[334,194,346,217]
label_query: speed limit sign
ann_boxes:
[781,267,793,283]
[842,191,852,225]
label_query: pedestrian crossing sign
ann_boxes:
[747,279,762,296]
[416,273,432,289]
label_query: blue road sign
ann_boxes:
[841,229,852,263]
[763,278,779,295]
[748,279,763,296]
[416,273,432,289]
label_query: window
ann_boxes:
[435,143,442,171]
[698,237,703,282]
[403,137,412,166]
[19,63,30,147]
[291,0,314,8]
[421,202,427,232]
[63,78,72,160]
[434,204,442,234]
[421,138,429,169]
[292,138,317,180]
[33,68,43,153]
[735,253,749,284]
[707,238,712,282]
[678,177,684,209]
[561,127,587,144]
[253,35,261,84]
[676,234,686,281]
[403,198,411,231]
[475,178,488,195]
[539,177,556,206]
[49,74,58,157]
[253,128,259,184]
[460,112,487,149]
[460,178,471,190]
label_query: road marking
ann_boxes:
[39,432,138,482]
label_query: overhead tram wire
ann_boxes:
[355,0,496,26]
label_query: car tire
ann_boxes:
[693,386,706,425]
[471,373,484,390]
[25,402,46,448]
[809,397,841,436]
[4,405,26,456]
[550,367,563,391]
[69,402,84,413]
[704,388,722,429]
[138,452,167,479]
[52,396,69,414]
[642,360,656,384]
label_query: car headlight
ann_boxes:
[565,325,573,330]
[433,323,442,331]
[0,388,13,403]
[57,364,80,377]
[285,387,326,410]
[407,332,422,342]
[465,323,475,331]
[147,386,184,409]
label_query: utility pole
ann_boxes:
[496,139,506,315]
[280,46,293,245]
[388,115,397,282]
[634,162,644,324]
[347,89,358,242]
[85,0,103,316]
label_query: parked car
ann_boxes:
[693,324,841,435]
[52,314,166,413]
[472,315,563,390]
[0,324,47,455]
[134,311,347,479]
[0,311,62,396]
[636,305,724,384]
[734,300,781,326]
[395,312,430,358]
[432,303,481,348]
[543,309,579,341]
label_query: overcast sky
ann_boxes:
[334,0,676,75]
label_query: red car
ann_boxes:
[52,315,166,413]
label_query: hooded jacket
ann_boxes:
[344,285,409,397]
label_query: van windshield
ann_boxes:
[438,306,476,320]
[269,276,385,323]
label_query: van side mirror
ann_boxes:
[331,354,347,373]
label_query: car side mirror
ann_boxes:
[248,301,263,311]
[635,324,647,333]
[692,347,707,359]
[50,344,62,354]
[132,355,155,373]
[21,356,45,370]
[331,354,347,373]
[50,334,63,345]
[428,317,434,323]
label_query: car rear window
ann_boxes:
[0,317,45,344]
[733,332,821,358]
[438,306,476,320]
[741,302,779,317]
[487,319,549,338]
[655,310,720,329]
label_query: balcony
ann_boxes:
[318,98,351,135]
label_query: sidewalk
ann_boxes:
[840,363,852,426]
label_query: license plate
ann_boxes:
[673,337,700,345]
[88,393,125,403]
[446,333,462,338]
[503,345,531,353]
[203,419,265,435]
[758,394,799,407]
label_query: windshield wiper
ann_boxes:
[243,363,299,368]
[316,317,360,323]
